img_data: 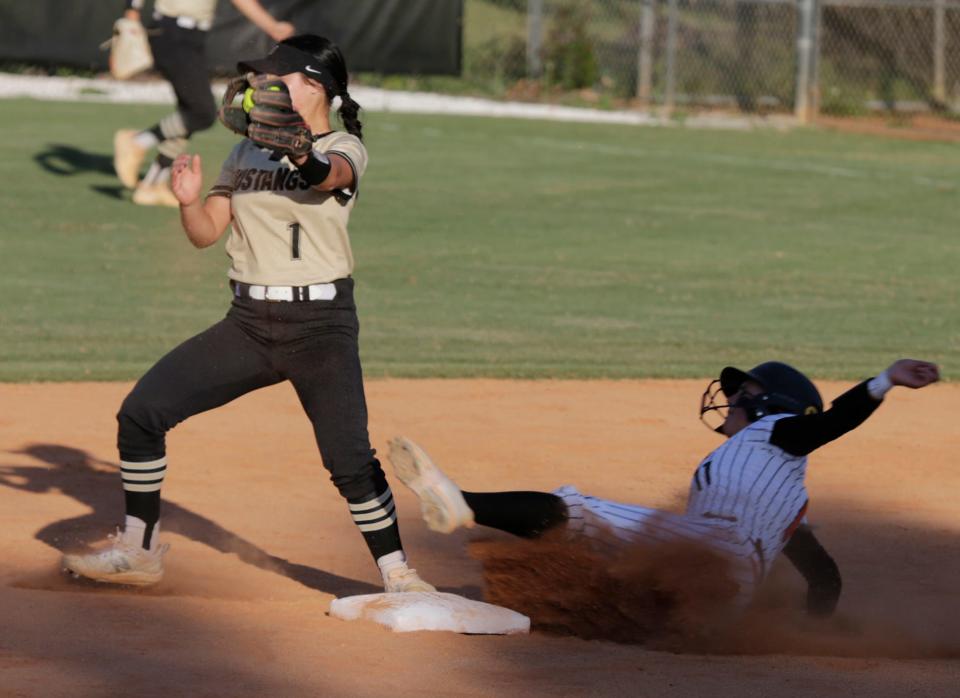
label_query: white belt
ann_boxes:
[157,13,213,31]
[241,283,337,302]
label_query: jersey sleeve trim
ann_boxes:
[207,186,233,199]
[326,149,359,203]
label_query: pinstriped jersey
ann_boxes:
[209,132,368,286]
[686,414,807,574]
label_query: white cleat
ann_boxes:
[383,566,436,593]
[132,181,180,208]
[387,436,475,534]
[62,530,169,587]
[113,129,147,189]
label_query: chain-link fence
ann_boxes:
[463,0,960,117]
[818,2,960,114]
[649,0,798,112]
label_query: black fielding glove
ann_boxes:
[217,73,313,160]
[217,75,252,137]
[246,74,313,159]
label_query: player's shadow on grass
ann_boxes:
[34,144,127,201]
[0,443,381,597]
[35,144,114,177]
[89,184,126,200]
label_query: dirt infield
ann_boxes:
[2,379,958,696]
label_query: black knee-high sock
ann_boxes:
[120,456,166,550]
[347,483,403,560]
[124,491,160,549]
[462,491,568,539]
[124,491,160,525]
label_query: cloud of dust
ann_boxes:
[469,533,960,658]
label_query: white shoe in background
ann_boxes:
[113,129,147,189]
[132,181,180,208]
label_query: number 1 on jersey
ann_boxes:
[288,222,302,260]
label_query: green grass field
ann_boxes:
[0,97,957,381]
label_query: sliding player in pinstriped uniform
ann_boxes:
[388,358,939,613]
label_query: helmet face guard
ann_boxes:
[699,361,823,433]
[699,378,731,432]
[698,377,767,432]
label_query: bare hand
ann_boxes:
[886,359,940,389]
[271,21,296,41]
[171,154,203,206]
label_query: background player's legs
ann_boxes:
[116,21,216,205]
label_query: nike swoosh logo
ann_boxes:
[304,65,323,75]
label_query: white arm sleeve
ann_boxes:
[866,370,893,401]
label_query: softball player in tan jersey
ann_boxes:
[64,36,434,594]
[388,359,939,614]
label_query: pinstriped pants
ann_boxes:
[555,486,761,606]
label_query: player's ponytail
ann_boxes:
[280,34,363,141]
[338,92,363,141]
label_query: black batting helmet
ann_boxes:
[700,361,823,430]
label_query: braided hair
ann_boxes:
[281,35,363,141]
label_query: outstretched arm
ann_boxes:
[230,0,295,41]
[770,359,940,456]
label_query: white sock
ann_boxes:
[141,162,171,186]
[122,515,160,552]
[377,550,408,578]
[134,130,159,150]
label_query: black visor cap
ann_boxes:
[237,44,339,94]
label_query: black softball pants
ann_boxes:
[148,17,217,135]
[118,278,390,515]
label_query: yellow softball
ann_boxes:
[242,85,282,113]
[242,87,256,113]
